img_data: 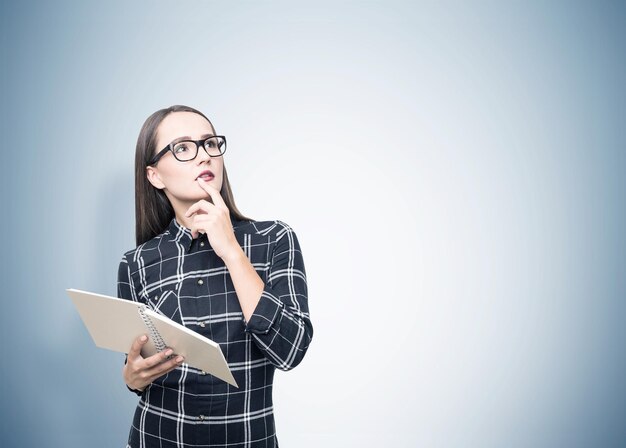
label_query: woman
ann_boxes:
[117,105,313,447]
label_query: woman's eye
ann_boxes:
[174,143,191,153]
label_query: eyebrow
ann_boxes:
[170,133,215,144]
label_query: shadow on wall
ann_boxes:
[95,166,135,296]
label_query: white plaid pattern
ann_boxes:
[118,216,313,447]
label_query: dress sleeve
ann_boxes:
[118,252,135,303]
[117,252,144,396]
[243,223,313,371]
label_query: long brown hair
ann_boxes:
[134,105,254,246]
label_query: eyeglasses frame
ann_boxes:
[147,135,227,166]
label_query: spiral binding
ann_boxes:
[137,304,167,353]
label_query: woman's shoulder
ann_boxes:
[118,229,171,265]
[234,217,296,239]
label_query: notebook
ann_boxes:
[66,288,238,388]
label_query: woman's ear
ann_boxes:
[146,166,165,189]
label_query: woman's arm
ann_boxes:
[117,253,184,394]
[221,248,265,322]
[223,223,313,371]
[184,183,313,371]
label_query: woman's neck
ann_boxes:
[167,197,195,231]
[166,192,213,234]
[174,211,194,231]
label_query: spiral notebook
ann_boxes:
[67,288,238,388]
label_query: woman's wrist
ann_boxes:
[126,381,146,395]
[221,244,245,265]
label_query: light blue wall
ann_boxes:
[1,1,624,446]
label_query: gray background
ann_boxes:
[1,1,624,446]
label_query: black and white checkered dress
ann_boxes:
[117,216,313,447]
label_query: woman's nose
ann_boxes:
[197,146,212,162]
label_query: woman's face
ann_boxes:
[146,111,224,209]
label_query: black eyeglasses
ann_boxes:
[148,135,227,166]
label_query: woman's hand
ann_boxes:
[184,179,242,261]
[123,334,184,392]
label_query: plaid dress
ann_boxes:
[117,216,313,447]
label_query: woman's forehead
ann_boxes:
[156,112,214,147]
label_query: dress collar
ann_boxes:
[167,217,194,251]
[167,214,245,252]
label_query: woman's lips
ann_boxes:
[197,170,215,181]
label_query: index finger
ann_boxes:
[196,179,228,209]
[142,347,176,369]
[128,334,148,359]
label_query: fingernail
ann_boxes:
[165,349,173,356]
[140,335,148,342]
[176,356,184,363]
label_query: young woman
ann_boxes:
[117,105,313,447]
